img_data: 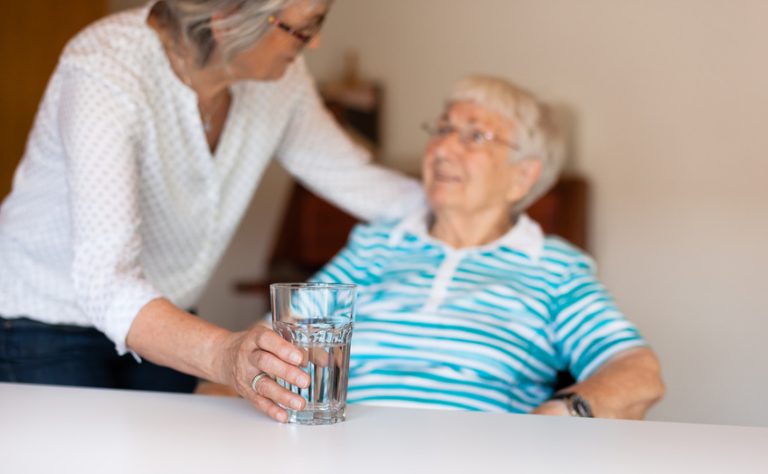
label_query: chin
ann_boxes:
[262,70,288,81]
[427,192,459,210]
[428,182,462,198]
[250,64,289,82]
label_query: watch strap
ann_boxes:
[549,392,594,418]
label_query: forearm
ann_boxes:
[127,298,310,422]
[539,348,665,419]
[284,156,424,222]
[276,62,423,222]
[570,348,664,419]
[125,298,234,384]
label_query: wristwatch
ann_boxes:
[549,392,594,417]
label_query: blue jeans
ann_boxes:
[0,316,197,393]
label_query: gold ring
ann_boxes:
[250,373,271,392]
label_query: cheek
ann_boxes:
[231,36,286,78]
[422,146,445,181]
[462,158,488,185]
[421,150,435,179]
[465,160,510,200]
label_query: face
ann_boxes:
[223,0,329,81]
[422,101,539,216]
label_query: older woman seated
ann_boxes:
[312,76,664,418]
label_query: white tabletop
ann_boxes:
[1,382,766,474]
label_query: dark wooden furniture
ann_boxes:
[526,175,588,250]
[1,1,108,200]
[234,175,588,297]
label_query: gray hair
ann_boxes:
[151,0,328,66]
[448,76,565,216]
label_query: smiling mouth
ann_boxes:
[434,171,462,183]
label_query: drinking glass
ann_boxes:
[270,282,356,425]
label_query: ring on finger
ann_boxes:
[250,372,273,392]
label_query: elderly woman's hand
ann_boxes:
[219,324,310,422]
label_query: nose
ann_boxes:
[433,129,467,155]
[428,138,463,167]
[307,33,322,50]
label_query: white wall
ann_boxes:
[111,0,768,427]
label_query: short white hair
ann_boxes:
[448,75,565,215]
[151,0,330,65]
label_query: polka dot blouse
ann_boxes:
[0,6,422,354]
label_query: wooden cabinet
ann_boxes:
[527,175,588,250]
[0,1,107,199]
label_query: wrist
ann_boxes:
[548,392,594,418]
[207,328,240,385]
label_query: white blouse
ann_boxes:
[0,7,422,354]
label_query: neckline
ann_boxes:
[141,8,238,158]
[388,207,545,260]
[142,7,201,100]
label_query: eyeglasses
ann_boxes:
[421,120,519,151]
[267,15,325,45]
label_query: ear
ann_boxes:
[506,159,543,204]
[307,33,322,49]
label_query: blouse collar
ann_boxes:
[388,206,544,261]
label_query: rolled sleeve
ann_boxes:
[100,275,161,356]
[59,66,161,355]
[552,263,647,381]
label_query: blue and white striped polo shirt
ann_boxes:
[311,210,646,413]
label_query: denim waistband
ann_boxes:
[0,315,97,333]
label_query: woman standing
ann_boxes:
[0,0,421,423]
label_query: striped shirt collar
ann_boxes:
[388,207,544,261]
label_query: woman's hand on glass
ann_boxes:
[219,325,310,422]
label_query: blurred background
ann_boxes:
[2,0,766,427]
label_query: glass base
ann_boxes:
[286,406,346,425]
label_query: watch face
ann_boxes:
[549,392,594,417]
[571,394,594,418]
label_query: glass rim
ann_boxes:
[269,282,357,291]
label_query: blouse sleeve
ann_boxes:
[551,261,647,381]
[58,66,162,356]
[276,59,425,222]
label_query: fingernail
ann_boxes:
[301,375,310,387]
[292,398,304,410]
[278,412,288,423]
[291,352,302,364]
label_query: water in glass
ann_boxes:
[273,317,353,424]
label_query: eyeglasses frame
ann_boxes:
[267,14,323,45]
[421,120,520,152]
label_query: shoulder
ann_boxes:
[235,55,314,115]
[231,56,319,126]
[346,220,401,248]
[63,8,150,58]
[539,236,597,279]
[58,8,158,99]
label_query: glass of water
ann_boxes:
[270,282,356,425]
